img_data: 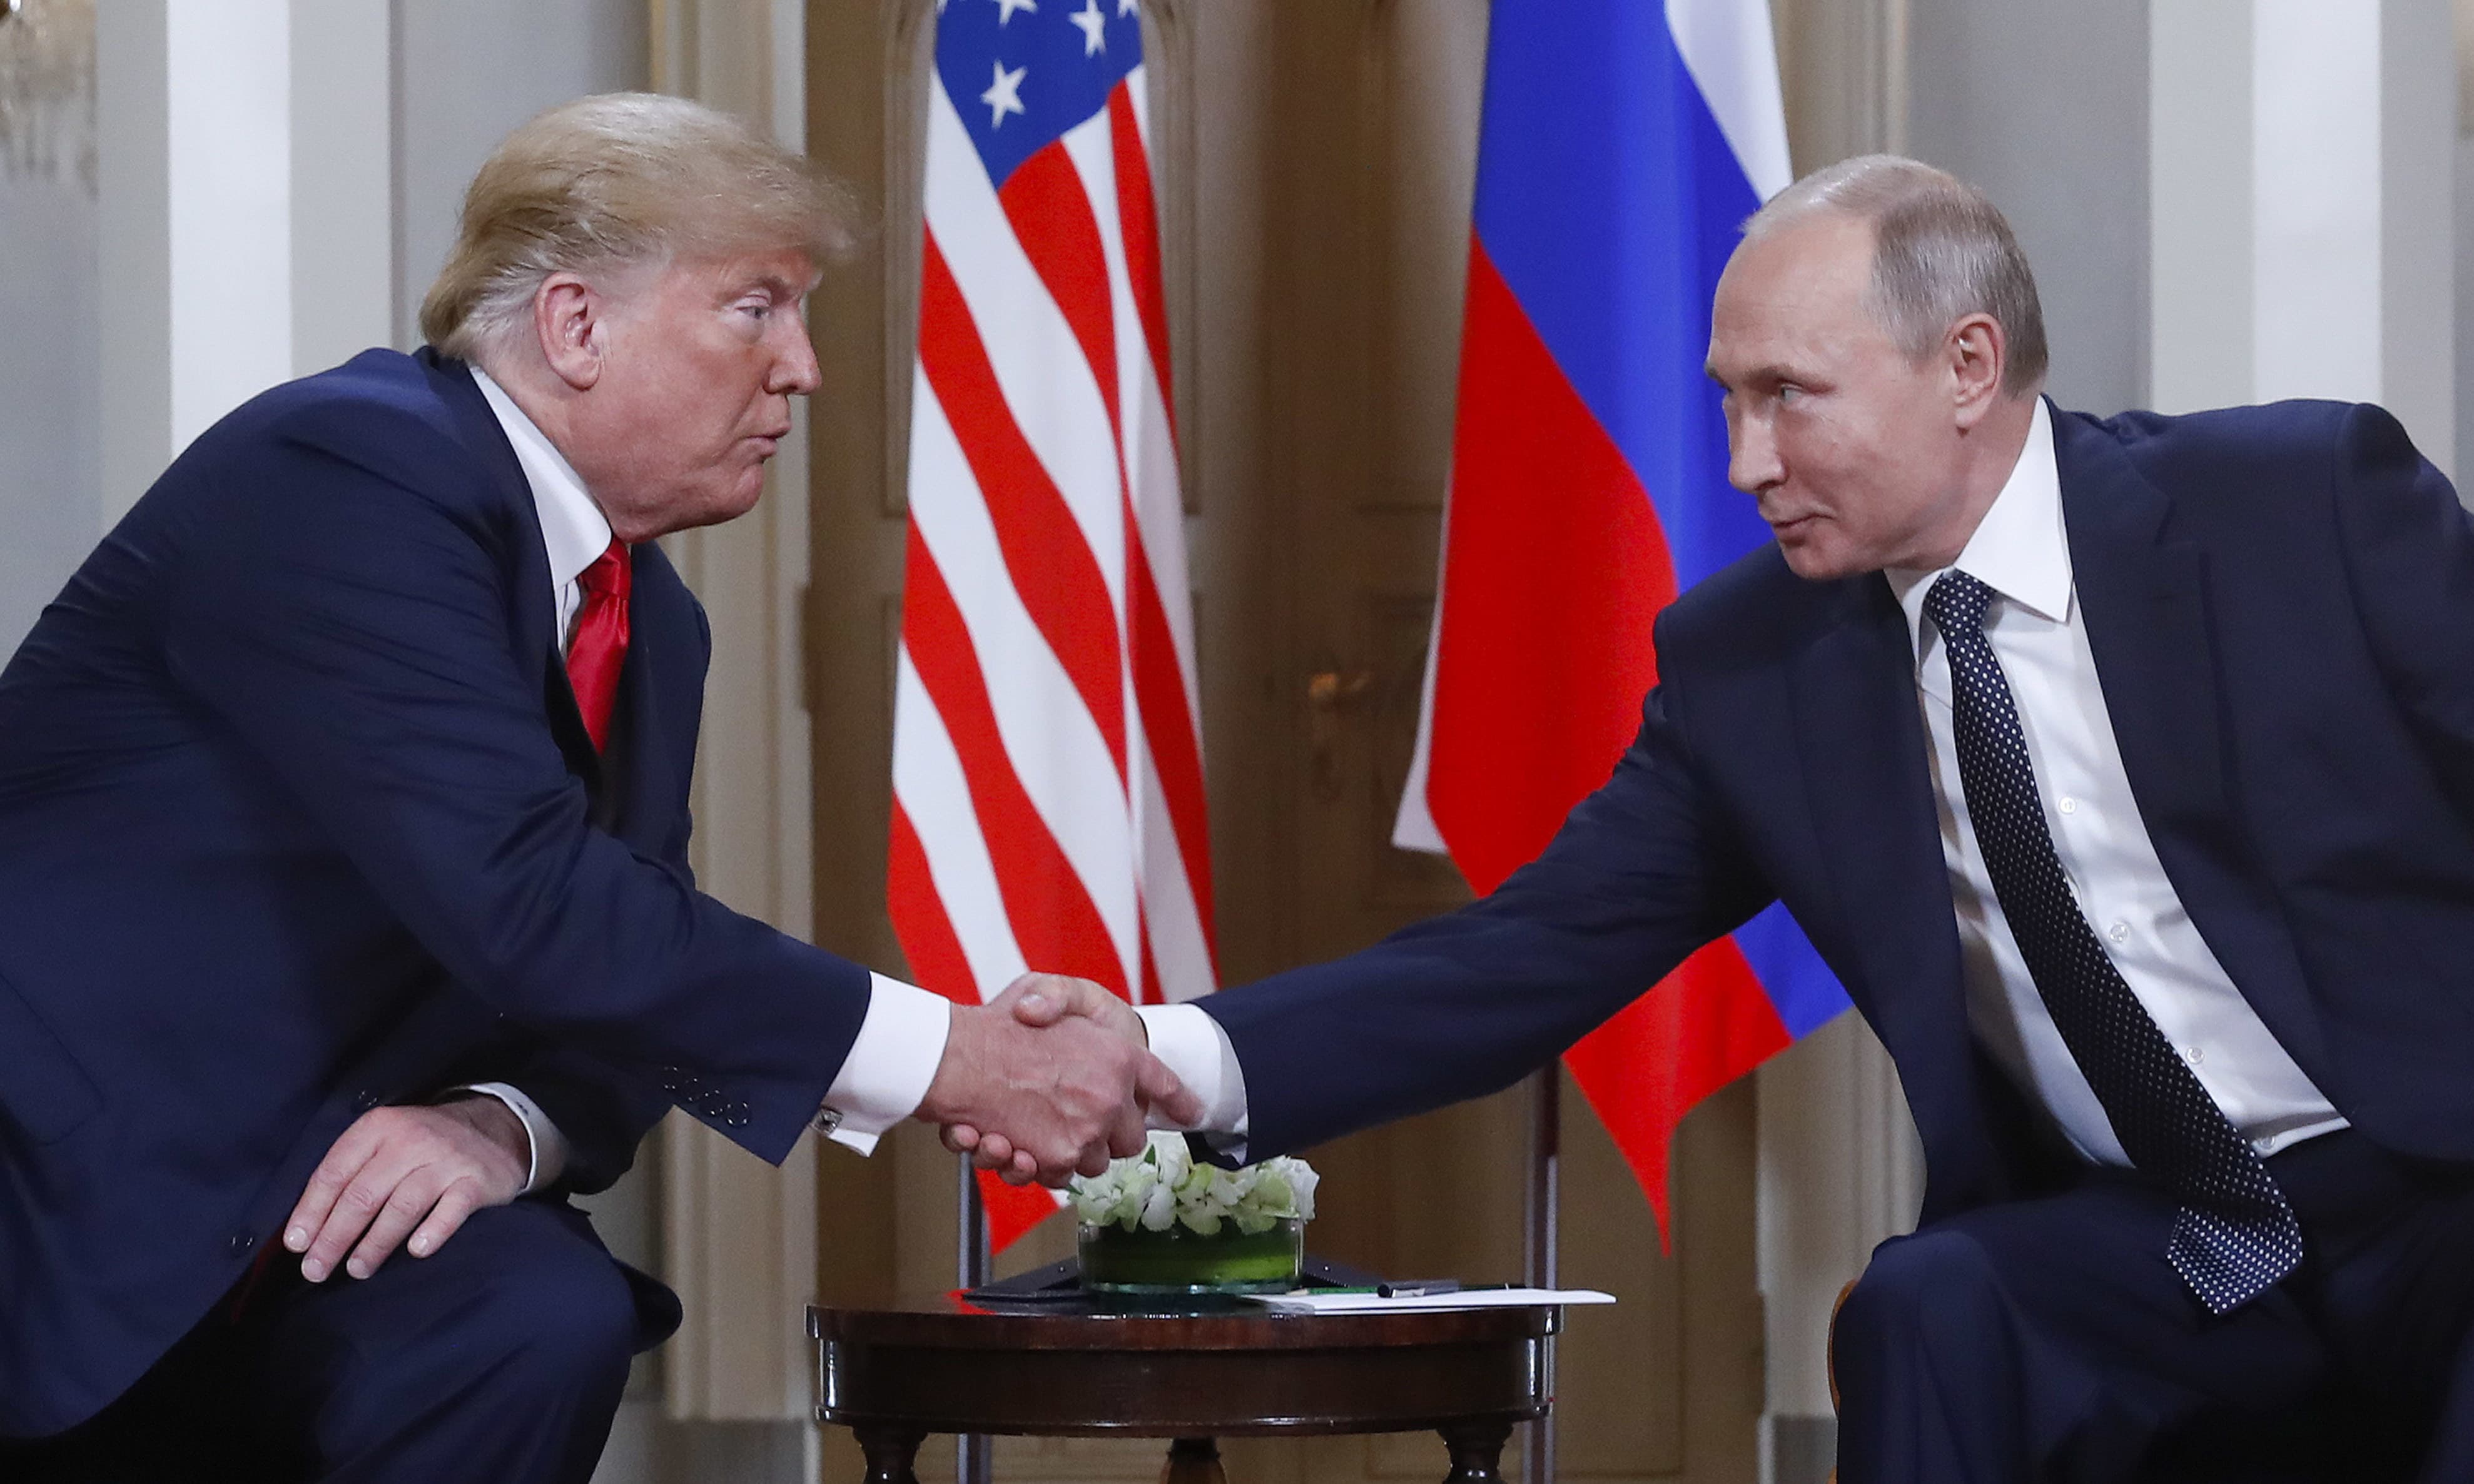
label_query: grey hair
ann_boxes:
[1742,154,2049,396]
[420,93,861,363]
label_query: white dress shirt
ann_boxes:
[1150,400,2345,1170]
[464,368,947,1175]
[1886,399,2343,1164]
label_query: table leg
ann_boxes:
[1438,1420,1514,1484]
[1160,1435,1227,1484]
[853,1424,927,1484]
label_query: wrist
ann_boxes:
[440,1094,531,1181]
[917,1004,988,1126]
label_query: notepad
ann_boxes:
[1240,1286,1616,1315]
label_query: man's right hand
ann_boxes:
[915,974,1199,1187]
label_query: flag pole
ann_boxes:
[958,1159,992,1484]
[1524,1066,1560,1484]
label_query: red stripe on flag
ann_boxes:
[998,141,1121,440]
[1125,524,1215,964]
[918,230,1128,781]
[1561,939,1790,1240]
[901,528,1130,996]
[978,1170,1066,1250]
[1108,86,1177,446]
[1429,236,1677,895]
[887,798,978,1003]
[1136,907,1161,1006]
[896,802,1073,1246]
[1432,232,1787,1240]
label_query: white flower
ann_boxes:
[1138,1179,1176,1231]
[1067,1131,1321,1237]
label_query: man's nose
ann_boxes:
[772,310,823,396]
[1727,416,1782,494]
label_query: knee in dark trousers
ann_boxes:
[1832,1226,2133,1484]
[241,1199,648,1484]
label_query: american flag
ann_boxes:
[888,0,1215,1249]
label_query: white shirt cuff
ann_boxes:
[1133,1003,1249,1138]
[814,972,953,1156]
[452,1082,567,1195]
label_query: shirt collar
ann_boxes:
[469,365,612,589]
[1883,397,2069,655]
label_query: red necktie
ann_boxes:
[567,539,631,751]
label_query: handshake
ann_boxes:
[915,974,1202,1188]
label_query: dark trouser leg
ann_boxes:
[228,1199,647,1484]
[1836,1134,2474,1484]
[0,1201,656,1484]
[1832,1178,2329,1484]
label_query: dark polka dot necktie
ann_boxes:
[1925,570,2301,1315]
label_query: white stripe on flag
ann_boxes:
[1066,102,1204,732]
[1665,0,1793,199]
[893,647,1030,998]
[1136,741,1215,1002]
[909,370,1143,987]
[925,83,1128,613]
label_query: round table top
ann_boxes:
[810,1292,1562,1351]
[811,1294,1563,1439]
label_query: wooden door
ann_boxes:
[803,4,1760,1482]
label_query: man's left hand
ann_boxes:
[283,1098,530,1283]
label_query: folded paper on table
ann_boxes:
[1241,1286,1616,1315]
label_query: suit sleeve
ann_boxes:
[494,590,717,1193]
[1199,660,1774,1162]
[160,421,864,1165]
[2330,403,2474,810]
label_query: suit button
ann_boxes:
[230,1232,258,1258]
[353,1089,380,1112]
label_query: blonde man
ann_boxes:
[0,93,1191,1482]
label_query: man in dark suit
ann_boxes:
[0,93,1191,1482]
[971,155,2474,1480]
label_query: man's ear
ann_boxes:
[1947,311,2007,431]
[533,274,604,392]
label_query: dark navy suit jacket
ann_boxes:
[1207,399,2474,1228]
[0,349,871,1437]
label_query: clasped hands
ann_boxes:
[923,972,1195,1188]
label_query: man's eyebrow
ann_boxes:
[1708,361,1797,388]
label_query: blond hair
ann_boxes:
[1745,154,2049,397]
[420,92,859,361]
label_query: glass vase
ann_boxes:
[1076,1216,1304,1295]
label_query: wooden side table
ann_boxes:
[809,1295,1561,1484]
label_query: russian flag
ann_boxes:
[1395,0,1852,1232]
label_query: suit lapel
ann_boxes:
[1791,580,1982,1122]
[2056,410,2228,834]
[2054,410,2324,1068]
[606,544,689,851]
[418,350,604,790]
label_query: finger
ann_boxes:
[342,1169,447,1280]
[1105,1113,1149,1161]
[942,1123,983,1154]
[1076,1139,1116,1180]
[303,1158,411,1282]
[404,1179,484,1261]
[1133,1053,1204,1129]
[970,1132,1019,1172]
[285,1116,382,1256]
